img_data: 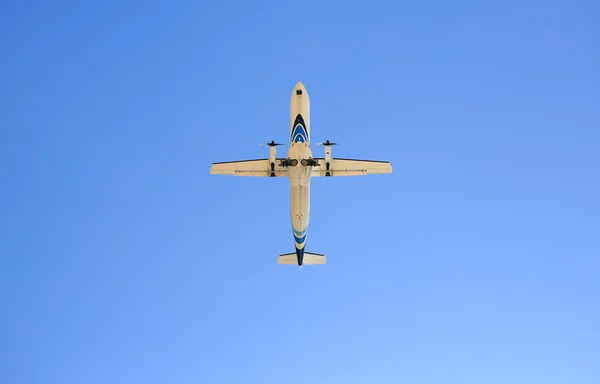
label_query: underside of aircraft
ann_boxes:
[210,82,392,266]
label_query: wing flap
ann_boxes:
[210,158,288,177]
[312,158,392,177]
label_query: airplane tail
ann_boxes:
[278,252,326,266]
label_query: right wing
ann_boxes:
[311,158,392,177]
[210,158,288,177]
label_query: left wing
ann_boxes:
[210,158,288,177]
[311,158,392,177]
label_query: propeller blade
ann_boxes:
[261,141,283,147]
[317,140,338,146]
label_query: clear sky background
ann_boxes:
[1,1,599,383]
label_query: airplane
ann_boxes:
[209,81,392,267]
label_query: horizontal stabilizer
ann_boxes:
[277,253,298,265]
[278,252,326,266]
[304,252,326,265]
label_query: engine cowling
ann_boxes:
[316,140,337,162]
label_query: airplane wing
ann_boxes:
[311,158,392,177]
[210,158,289,177]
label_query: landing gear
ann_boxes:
[301,159,320,167]
[279,158,320,167]
[279,158,298,167]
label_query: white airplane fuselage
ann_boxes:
[287,82,313,265]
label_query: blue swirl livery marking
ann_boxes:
[291,114,308,144]
[292,226,307,237]
[292,226,308,244]
[292,125,307,143]
[294,232,307,244]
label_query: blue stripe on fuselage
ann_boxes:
[293,233,306,244]
[292,226,307,237]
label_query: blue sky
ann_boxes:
[1,0,599,383]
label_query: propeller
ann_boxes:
[316,140,338,146]
[261,140,283,147]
